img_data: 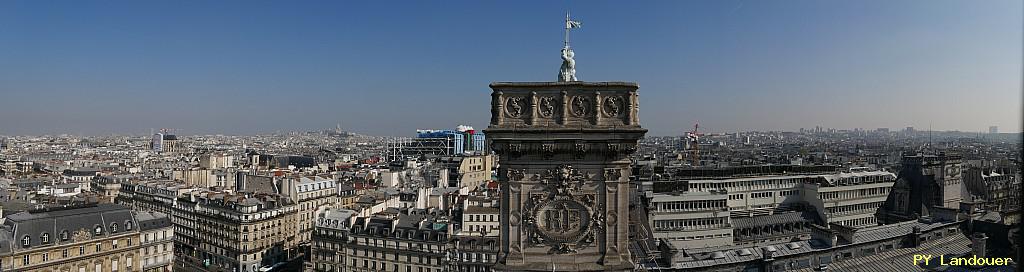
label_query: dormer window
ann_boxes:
[21,236,30,247]
[94,226,103,236]
[125,221,133,230]
[60,231,69,241]
[41,233,49,244]
[110,223,118,233]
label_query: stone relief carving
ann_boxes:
[570,96,589,117]
[538,96,557,118]
[541,143,556,160]
[574,143,589,160]
[545,164,585,196]
[72,229,91,243]
[521,164,603,254]
[496,142,642,160]
[604,143,638,158]
[506,143,524,158]
[602,96,623,117]
[604,168,621,181]
[510,210,521,226]
[507,168,525,181]
[506,96,525,117]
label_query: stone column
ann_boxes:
[561,90,569,125]
[493,91,504,126]
[530,91,538,125]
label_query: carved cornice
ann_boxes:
[491,141,639,159]
[487,82,641,129]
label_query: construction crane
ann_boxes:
[686,121,701,166]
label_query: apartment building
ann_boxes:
[648,166,896,248]
[315,209,451,272]
[174,190,299,272]
[280,176,338,245]
[310,208,357,272]
[0,204,173,272]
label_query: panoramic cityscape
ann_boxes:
[0,1,1021,272]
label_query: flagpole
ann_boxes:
[564,11,570,48]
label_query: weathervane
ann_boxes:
[559,11,582,82]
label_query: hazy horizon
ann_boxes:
[2,0,1021,136]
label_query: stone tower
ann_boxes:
[486,82,645,271]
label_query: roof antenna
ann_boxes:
[928,122,933,153]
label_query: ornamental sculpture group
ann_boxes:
[513,165,602,254]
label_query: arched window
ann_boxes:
[60,230,69,241]
[94,225,103,236]
[125,221,133,230]
[41,233,49,244]
[21,236,30,247]
[110,223,118,233]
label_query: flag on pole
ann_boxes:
[566,19,582,29]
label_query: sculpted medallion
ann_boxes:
[521,164,604,254]
[506,97,525,117]
[602,96,623,117]
[538,96,557,118]
[570,96,589,117]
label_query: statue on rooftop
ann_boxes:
[558,12,582,82]
[559,47,577,82]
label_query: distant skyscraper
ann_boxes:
[988,126,998,134]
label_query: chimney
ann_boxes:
[761,246,777,272]
[910,226,922,247]
[971,233,988,258]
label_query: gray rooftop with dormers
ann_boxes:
[0,203,169,254]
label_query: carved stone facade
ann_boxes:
[487,82,644,272]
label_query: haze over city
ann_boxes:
[1,0,1021,136]
[0,1,1021,272]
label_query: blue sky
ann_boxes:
[0,0,1020,136]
